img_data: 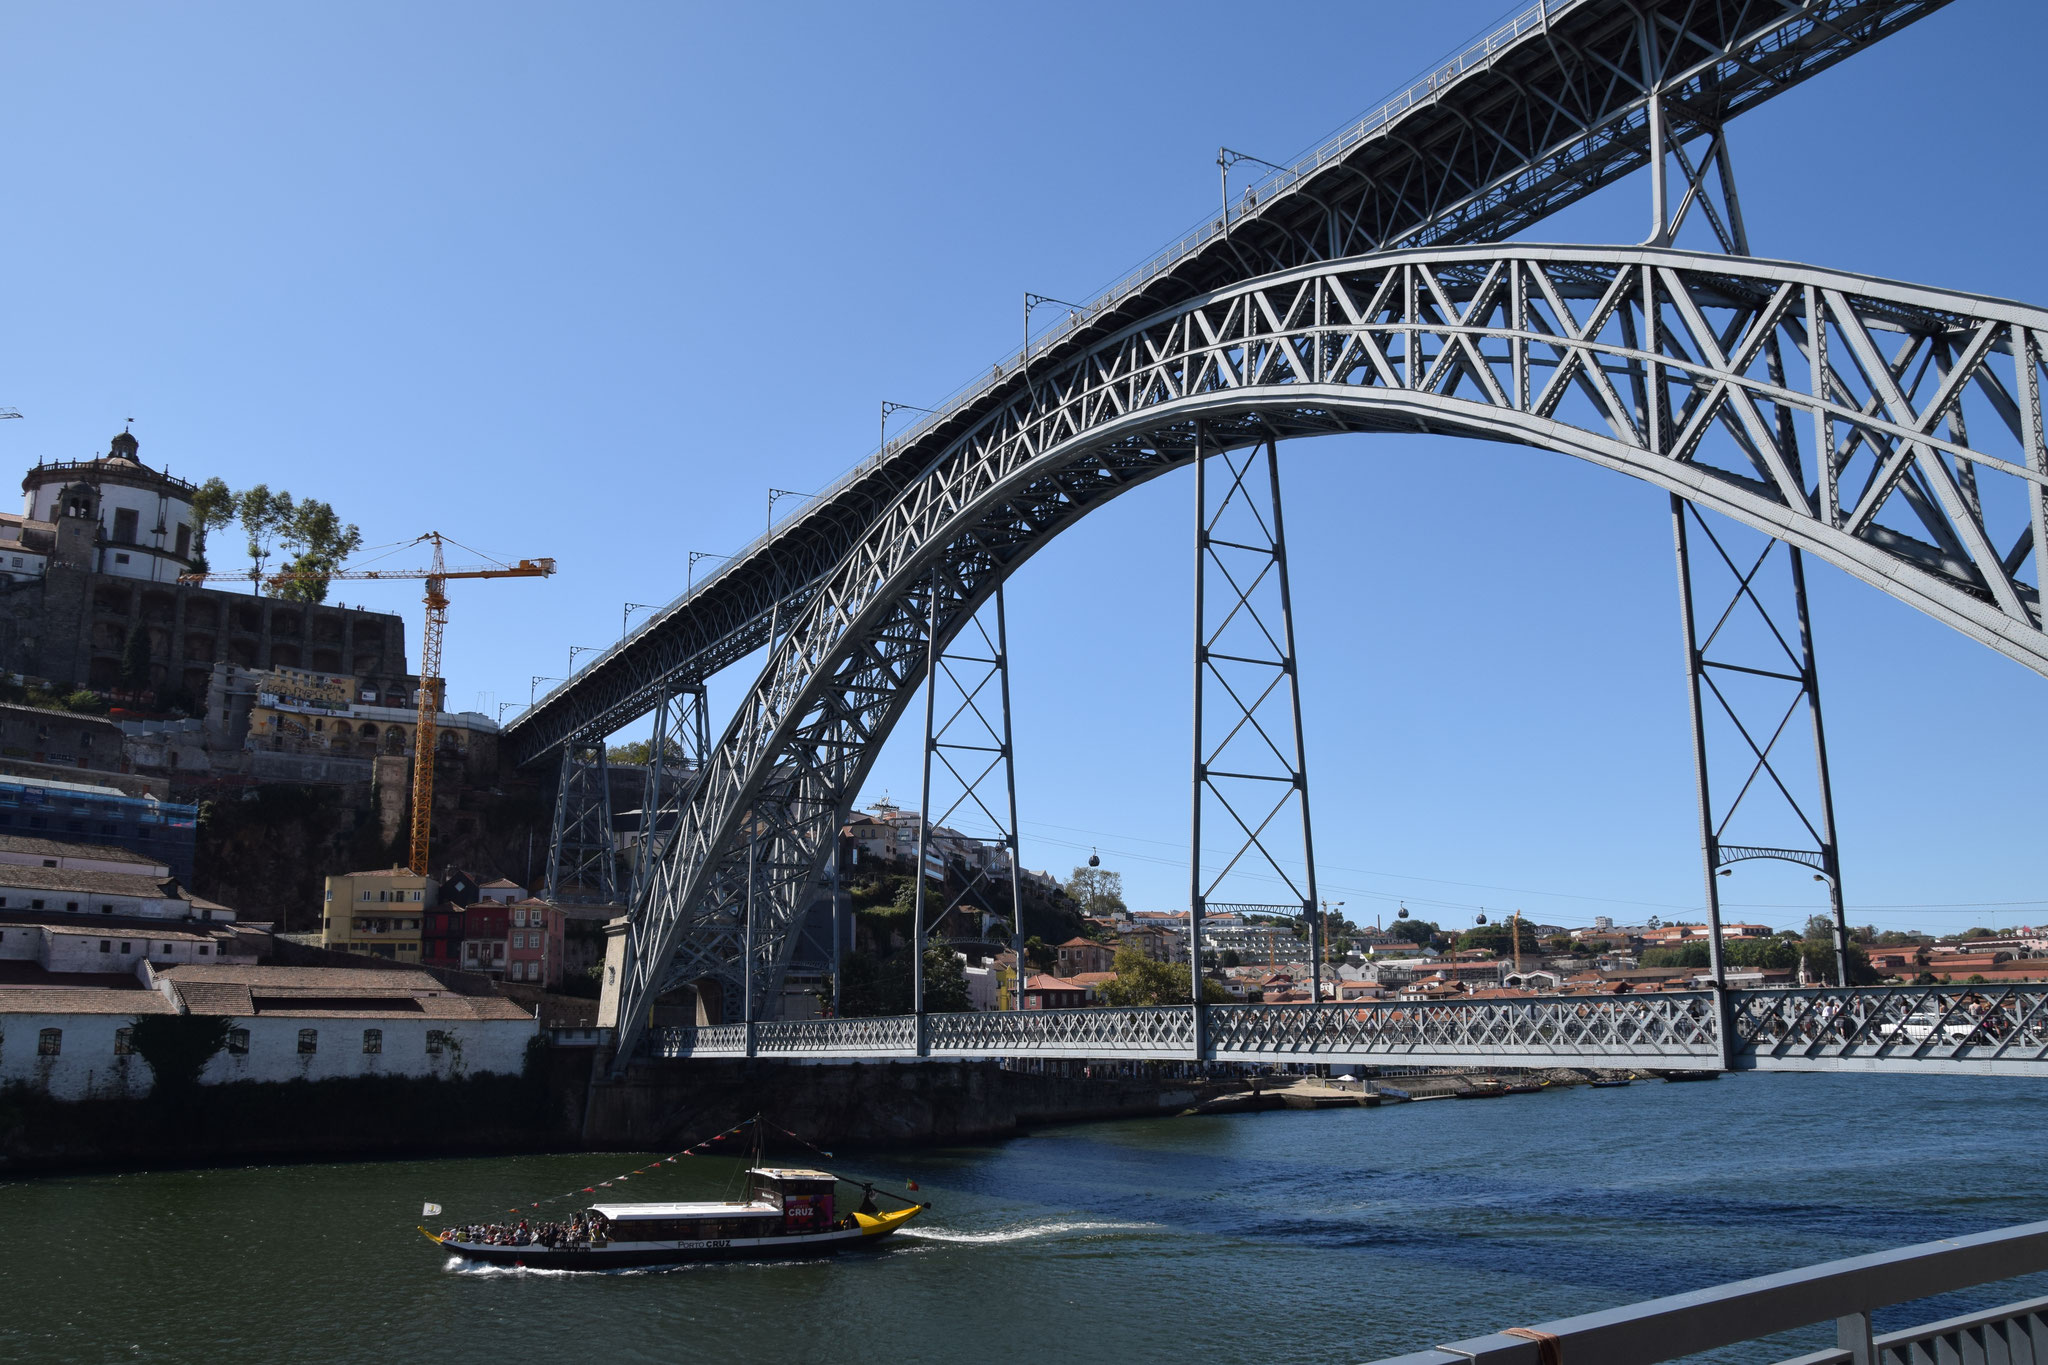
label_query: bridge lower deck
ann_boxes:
[634,986,2048,1076]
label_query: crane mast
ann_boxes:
[410,537,449,877]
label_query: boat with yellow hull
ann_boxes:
[423,1167,926,1269]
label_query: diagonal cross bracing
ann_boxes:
[605,245,2048,1064]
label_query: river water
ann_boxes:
[4,1072,2044,1365]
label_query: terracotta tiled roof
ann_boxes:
[0,988,176,1014]
[338,867,432,878]
[0,834,162,867]
[159,964,446,993]
[478,878,525,889]
[173,981,254,1014]
[0,864,179,897]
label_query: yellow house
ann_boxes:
[322,867,438,960]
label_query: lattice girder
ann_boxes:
[611,246,2048,1062]
[637,987,2048,1077]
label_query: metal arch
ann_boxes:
[508,0,1949,768]
[609,245,2048,1063]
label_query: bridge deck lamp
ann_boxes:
[1023,292,1086,382]
[880,400,937,456]
[529,675,561,705]
[568,645,599,675]
[687,550,731,594]
[624,601,656,637]
[1217,146,1285,236]
[767,488,814,534]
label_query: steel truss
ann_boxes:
[607,242,2048,1064]
[1638,111,1852,990]
[544,737,618,906]
[911,585,1025,1016]
[627,684,710,908]
[1190,434,1322,1012]
[637,984,2048,1077]
[1674,506,1848,982]
[508,1,1943,768]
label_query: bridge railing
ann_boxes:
[1362,1220,2048,1365]
[636,988,2048,1072]
[928,1006,1197,1058]
[1775,1295,2048,1365]
[1208,994,1721,1064]
[1731,984,2048,1071]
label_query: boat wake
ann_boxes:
[903,1220,1155,1245]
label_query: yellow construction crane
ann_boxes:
[181,532,555,874]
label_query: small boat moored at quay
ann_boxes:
[423,1167,927,1270]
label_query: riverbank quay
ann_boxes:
[577,1052,1252,1150]
[0,1044,1252,1174]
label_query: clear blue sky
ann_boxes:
[0,1,2040,936]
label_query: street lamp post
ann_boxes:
[1216,146,1285,236]
[688,550,730,594]
[1023,292,1086,385]
[529,675,561,706]
[623,602,655,636]
[568,645,598,675]
[767,488,812,533]
[880,400,936,456]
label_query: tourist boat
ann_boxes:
[423,1167,927,1269]
[1454,1081,1508,1099]
[1501,1081,1545,1095]
[1589,1077,1633,1088]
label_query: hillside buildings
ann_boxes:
[0,961,536,1100]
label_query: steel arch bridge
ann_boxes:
[604,243,2048,1060]
[508,0,1948,766]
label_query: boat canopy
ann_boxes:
[590,1201,780,1220]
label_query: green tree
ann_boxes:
[836,952,907,1017]
[1457,921,1541,955]
[1804,914,1837,942]
[234,484,290,587]
[129,1014,232,1093]
[1389,917,1439,947]
[273,497,363,603]
[1220,949,1242,969]
[1023,934,1054,972]
[607,738,654,765]
[921,939,971,1012]
[118,622,151,690]
[1063,865,1127,917]
[189,476,235,574]
[1096,944,1230,1006]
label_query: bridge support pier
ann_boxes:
[1190,428,1323,1007]
[911,574,1029,1023]
[1672,499,1849,989]
[545,734,619,906]
[1644,115,1851,990]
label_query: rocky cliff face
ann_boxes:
[192,775,553,930]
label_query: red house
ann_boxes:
[506,898,564,988]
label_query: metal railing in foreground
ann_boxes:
[1365,1221,2048,1365]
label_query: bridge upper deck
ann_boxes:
[508,0,1948,762]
